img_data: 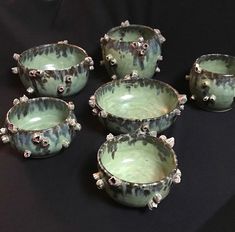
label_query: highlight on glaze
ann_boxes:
[100,20,165,79]
[0,96,81,158]
[93,130,181,209]
[89,78,187,134]
[186,54,235,112]
[12,40,94,97]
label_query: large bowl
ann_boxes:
[100,20,165,79]
[93,131,181,209]
[0,96,81,158]
[89,78,187,134]
[11,40,94,97]
[186,54,235,111]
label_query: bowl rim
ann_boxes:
[194,53,235,77]
[97,133,178,186]
[94,78,181,122]
[17,42,89,72]
[6,97,73,133]
[106,24,159,44]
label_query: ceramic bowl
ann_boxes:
[89,78,187,134]
[100,20,165,79]
[186,54,235,111]
[0,95,81,158]
[93,131,181,209]
[11,40,94,97]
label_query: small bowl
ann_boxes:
[100,20,165,79]
[11,40,94,97]
[186,54,235,111]
[93,131,181,209]
[89,78,187,134]
[0,95,81,158]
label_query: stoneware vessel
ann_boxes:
[93,130,181,209]
[11,40,94,97]
[186,54,235,111]
[0,95,81,158]
[100,20,165,79]
[89,77,187,134]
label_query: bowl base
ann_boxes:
[194,102,232,112]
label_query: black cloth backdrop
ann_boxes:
[0,1,234,232]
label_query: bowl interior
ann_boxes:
[107,25,155,42]
[96,80,178,120]
[19,44,87,70]
[8,98,70,131]
[100,136,176,183]
[198,54,235,75]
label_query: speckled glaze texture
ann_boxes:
[0,96,81,158]
[187,54,235,111]
[12,41,94,97]
[89,78,187,134]
[93,132,181,209]
[100,20,165,79]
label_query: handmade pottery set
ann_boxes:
[1,20,234,210]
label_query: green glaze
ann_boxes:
[12,42,94,97]
[199,59,235,75]
[0,96,81,158]
[9,103,69,130]
[188,54,235,111]
[22,49,85,70]
[97,81,178,119]
[89,78,187,134]
[93,132,181,209]
[101,139,174,183]
[100,21,165,79]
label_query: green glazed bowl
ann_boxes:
[11,40,94,97]
[0,95,81,158]
[100,20,165,79]
[186,54,235,111]
[93,131,181,209]
[89,78,187,134]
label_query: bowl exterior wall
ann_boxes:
[101,33,161,79]
[6,112,78,158]
[98,114,177,134]
[98,168,172,207]
[189,65,235,111]
[18,64,89,97]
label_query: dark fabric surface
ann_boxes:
[0,1,234,231]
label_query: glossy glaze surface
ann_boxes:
[94,133,180,208]
[13,42,93,97]
[101,138,175,183]
[90,78,186,134]
[97,80,178,120]
[199,58,235,75]
[21,46,86,70]
[1,97,80,158]
[188,54,235,111]
[100,22,164,79]
[9,99,69,130]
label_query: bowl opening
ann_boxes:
[8,98,70,131]
[95,80,179,120]
[19,44,87,70]
[107,25,155,42]
[197,54,235,75]
[100,136,176,184]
